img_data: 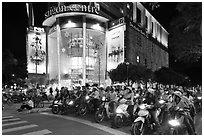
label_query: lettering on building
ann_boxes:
[45,4,100,19]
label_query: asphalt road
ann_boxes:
[2,103,127,135]
[2,103,202,135]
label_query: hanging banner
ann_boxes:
[26,27,46,74]
[107,24,125,71]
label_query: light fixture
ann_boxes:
[65,20,76,28]
[62,48,66,52]
[91,23,102,31]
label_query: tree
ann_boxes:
[2,49,18,84]
[108,63,154,83]
[169,2,202,63]
[154,67,189,85]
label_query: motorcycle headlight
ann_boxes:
[139,104,146,109]
[168,119,180,127]
[54,100,58,104]
[197,96,202,100]
[85,96,90,100]
[134,94,139,99]
[159,100,165,104]
[68,100,74,105]
[102,96,106,101]
[116,108,123,113]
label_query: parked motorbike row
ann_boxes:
[51,86,201,135]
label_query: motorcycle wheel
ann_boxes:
[170,129,178,135]
[112,115,123,128]
[7,99,14,106]
[52,105,60,114]
[39,100,44,108]
[79,104,87,116]
[131,121,145,135]
[95,109,105,123]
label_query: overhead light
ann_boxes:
[91,23,102,31]
[127,4,130,9]
[65,20,76,28]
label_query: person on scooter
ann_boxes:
[118,87,135,121]
[143,88,162,134]
[183,89,196,121]
[89,87,100,112]
[170,91,196,135]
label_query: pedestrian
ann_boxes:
[17,97,34,112]
[49,87,53,96]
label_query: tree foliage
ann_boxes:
[169,2,202,63]
[108,63,154,83]
[2,49,18,84]
[154,67,189,86]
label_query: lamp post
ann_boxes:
[126,62,130,85]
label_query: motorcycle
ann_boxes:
[78,95,96,116]
[52,97,80,115]
[95,96,114,123]
[168,107,192,135]
[51,99,63,114]
[131,103,160,135]
[111,99,136,128]
[194,95,202,113]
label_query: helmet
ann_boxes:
[173,91,182,98]
[147,88,154,94]
[126,87,132,91]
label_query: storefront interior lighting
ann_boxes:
[91,23,102,31]
[62,48,66,52]
[65,20,76,28]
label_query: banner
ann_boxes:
[107,25,125,71]
[26,27,46,74]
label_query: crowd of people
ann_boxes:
[48,80,201,135]
[2,80,202,135]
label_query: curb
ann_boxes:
[22,108,51,114]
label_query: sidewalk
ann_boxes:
[2,101,52,115]
[26,101,52,114]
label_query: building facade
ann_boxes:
[27,2,168,87]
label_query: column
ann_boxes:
[56,17,61,87]
[82,16,86,86]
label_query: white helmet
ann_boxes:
[148,88,154,94]
[173,91,182,98]
[126,87,132,91]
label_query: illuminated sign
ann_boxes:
[26,27,46,74]
[107,24,125,71]
[45,4,100,19]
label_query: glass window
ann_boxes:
[151,22,154,34]
[145,16,148,29]
[137,8,141,24]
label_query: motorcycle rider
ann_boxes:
[170,91,196,135]
[118,87,134,120]
[89,87,100,111]
[143,88,162,134]
[183,89,196,120]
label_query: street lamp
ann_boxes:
[125,62,130,85]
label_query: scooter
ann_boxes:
[52,97,79,115]
[111,99,136,128]
[168,107,194,135]
[78,95,96,116]
[95,96,114,123]
[131,103,160,135]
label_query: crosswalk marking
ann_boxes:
[2,124,38,133]
[2,118,20,122]
[23,129,52,135]
[2,121,28,127]
[2,116,14,119]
